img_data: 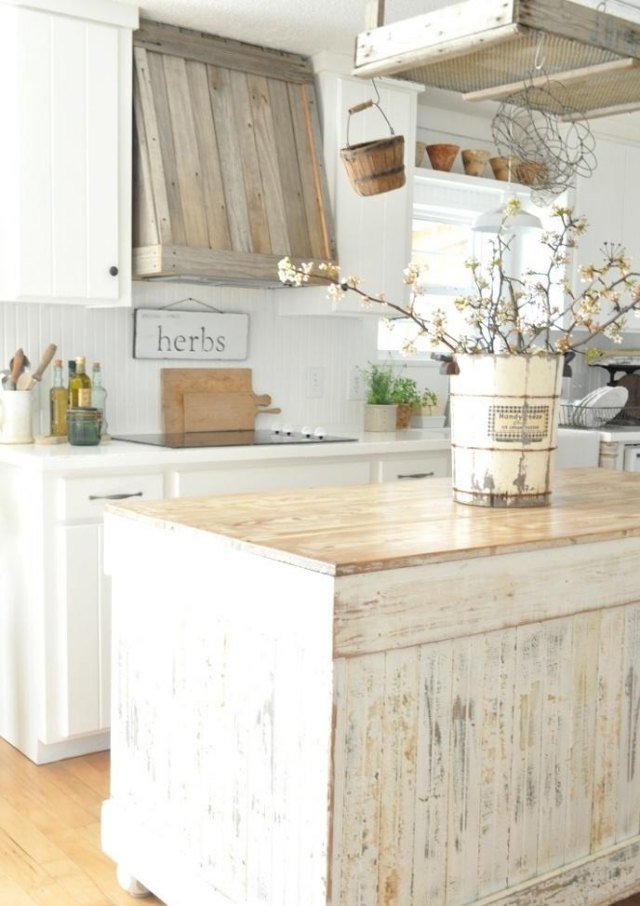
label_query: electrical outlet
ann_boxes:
[347,366,365,400]
[306,365,324,399]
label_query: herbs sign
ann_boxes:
[134,309,249,360]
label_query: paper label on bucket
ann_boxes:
[488,404,550,443]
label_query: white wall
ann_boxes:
[0,285,380,436]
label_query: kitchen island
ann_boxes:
[102,469,640,906]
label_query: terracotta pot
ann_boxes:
[426,143,459,172]
[461,149,491,177]
[415,141,427,167]
[516,160,547,186]
[489,155,520,181]
[396,404,414,429]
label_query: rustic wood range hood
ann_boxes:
[354,0,640,119]
[132,21,336,286]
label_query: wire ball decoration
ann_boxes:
[491,68,597,206]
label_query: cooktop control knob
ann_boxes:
[282,424,294,436]
[301,425,313,438]
[314,426,326,439]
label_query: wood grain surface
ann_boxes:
[132,20,337,282]
[0,734,637,906]
[108,468,640,575]
[162,367,281,433]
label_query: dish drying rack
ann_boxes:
[559,404,640,429]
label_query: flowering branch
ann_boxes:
[278,200,640,359]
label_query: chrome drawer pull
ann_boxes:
[88,491,145,501]
[397,471,435,480]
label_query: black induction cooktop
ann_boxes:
[112,430,358,449]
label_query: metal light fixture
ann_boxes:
[472,204,542,234]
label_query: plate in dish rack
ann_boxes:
[572,385,628,427]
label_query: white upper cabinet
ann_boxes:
[0,0,138,307]
[277,54,422,316]
[573,135,640,330]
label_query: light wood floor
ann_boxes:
[0,738,639,906]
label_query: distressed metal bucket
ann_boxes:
[449,353,563,507]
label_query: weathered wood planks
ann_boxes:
[103,472,640,905]
[132,20,336,284]
[330,607,640,904]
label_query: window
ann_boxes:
[378,203,494,355]
[378,172,568,356]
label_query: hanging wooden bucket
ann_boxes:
[340,100,405,197]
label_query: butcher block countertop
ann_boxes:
[108,467,639,575]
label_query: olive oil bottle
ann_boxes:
[49,359,67,436]
[68,355,92,408]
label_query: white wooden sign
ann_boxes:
[133,309,249,360]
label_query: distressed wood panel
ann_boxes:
[162,53,209,248]
[207,65,252,252]
[185,61,231,250]
[132,20,335,283]
[334,536,640,655]
[135,19,313,83]
[268,79,312,259]
[618,605,640,842]
[331,606,640,905]
[146,50,186,246]
[229,69,271,255]
[412,641,453,902]
[247,73,290,254]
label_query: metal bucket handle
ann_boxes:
[344,97,396,149]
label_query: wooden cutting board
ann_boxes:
[161,368,280,433]
[183,392,280,432]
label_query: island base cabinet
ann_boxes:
[103,516,335,905]
[103,507,640,906]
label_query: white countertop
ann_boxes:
[0,428,452,472]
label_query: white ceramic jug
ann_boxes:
[0,390,35,444]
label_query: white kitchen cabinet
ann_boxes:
[0,437,451,764]
[277,55,422,316]
[0,0,137,307]
[573,136,640,329]
[170,458,372,497]
[375,449,450,481]
[0,463,163,764]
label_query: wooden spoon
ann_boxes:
[7,348,25,390]
[17,344,57,390]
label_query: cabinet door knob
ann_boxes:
[109,265,119,276]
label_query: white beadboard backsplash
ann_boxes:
[0,283,381,436]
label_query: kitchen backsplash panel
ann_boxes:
[0,284,378,436]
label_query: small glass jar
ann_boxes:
[67,407,103,446]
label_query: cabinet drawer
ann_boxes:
[376,451,450,482]
[172,460,371,497]
[58,473,164,521]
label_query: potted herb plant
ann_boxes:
[362,362,398,432]
[391,375,421,428]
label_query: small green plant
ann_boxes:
[419,388,438,410]
[362,362,397,405]
[391,375,421,407]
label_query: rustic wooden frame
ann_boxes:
[133,21,336,284]
[353,0,640,118]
